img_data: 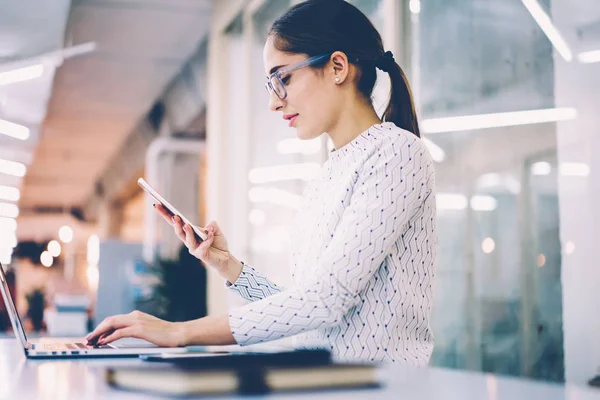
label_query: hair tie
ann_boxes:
[376,51,395,72]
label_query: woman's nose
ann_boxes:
[268,90,285,112]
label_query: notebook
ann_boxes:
[106,349,381,396]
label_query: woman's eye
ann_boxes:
[281,75,291,85]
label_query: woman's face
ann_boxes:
[263,36,340,140]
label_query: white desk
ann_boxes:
[1,338,599,399]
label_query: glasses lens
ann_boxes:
[270,75,287,99]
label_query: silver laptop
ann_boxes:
[0,263,187,358]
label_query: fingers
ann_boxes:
[168,215,214,252]
[96,330,114,344]
[154,204,175,225]
[86,314,132,344]
[183,224,200,249]
[196,230,215,258]
[98,326,140,345]
[204,221,221,236]
[172,216,187,242]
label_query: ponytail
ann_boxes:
[376,52,420,138]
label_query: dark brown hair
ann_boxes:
[269,0,420,137]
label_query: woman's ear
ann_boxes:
[329,51,350,85]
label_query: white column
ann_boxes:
[552,0,600,385]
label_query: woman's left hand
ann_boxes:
[85,310,186,347]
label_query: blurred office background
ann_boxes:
[0,0,599,387]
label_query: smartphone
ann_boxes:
[137,177,208,241]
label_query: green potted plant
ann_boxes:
[26,288,46,332]
[149,246,208,322]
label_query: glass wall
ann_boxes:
[415,0,564,381]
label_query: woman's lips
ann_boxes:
[283,113,299,127]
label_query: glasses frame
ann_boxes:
[265,53,331,100]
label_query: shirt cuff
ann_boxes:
[225,263,281,303]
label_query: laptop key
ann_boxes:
[66,344,77,350]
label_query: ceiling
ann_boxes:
[0,0,70,191]
[19,0,212,209]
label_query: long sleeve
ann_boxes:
[229,136,434,346]
[226,263,284,302]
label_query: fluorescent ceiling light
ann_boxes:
[521,0,572,61]
[482,237,496,254]
[249,187,304,210]
[0,158,26,177]
[87,234,100,265]
[277,138,321,155]
[249,163,321,183]
[470,195,498,211]
[0,217,17,231]
[477,173,521,195]
[0,202,19,218]
[0,185,20,202]
[422,138,445,163]
[0,42,97,87]
[578,49,600,64]
[422,107,577,134]
[563,240,575,255]
[531,161,551,176]
[438,193,498,211]
[56,41,97,61]
[409,0,421,14]
[0,250,11,265]
[0,64,44,86]
[40,251,53,268]
[0,119,30,140]
[477,173,502,189]
[59,225,74,243]
[87,264,99,290]
[0,230,17,248]
[48,240,61,258]
[436,194,468,210]
[559,162,589,177]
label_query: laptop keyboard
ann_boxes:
[41,342,113,351]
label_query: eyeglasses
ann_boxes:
[265,53,331,100]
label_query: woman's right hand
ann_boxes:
[154,204,242,283]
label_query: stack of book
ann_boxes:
[106,349,381,396]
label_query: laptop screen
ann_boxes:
[0,263,28,347]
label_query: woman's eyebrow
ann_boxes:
[269,64,286,75]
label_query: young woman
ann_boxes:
[86,0,437,365]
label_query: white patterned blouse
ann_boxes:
[227,122,437,365]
